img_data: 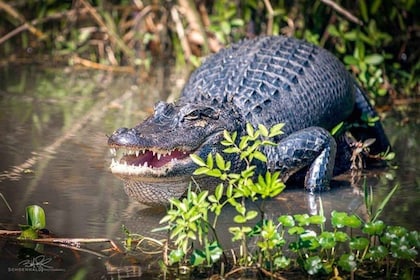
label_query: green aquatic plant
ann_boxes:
[156,123,285,268]
[18,205,46,240]
[152,123,418,279]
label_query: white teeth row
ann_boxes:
[110,157,181,173]
[111,158,150,168]
[109,148,187,158]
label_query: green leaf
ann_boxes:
[294,214,310,226]
[358,0,368,22]
[18,228,38,240]
[190,249,206,266]
[193,167,211,175]
[273,256,290,269]
[258,124,269,137]
[230,18,244,27]
[338,253,357,272]
[318,231,336,249]
[168,249,184,265]
[343,30,358,41]
[268,123,285,137]
[331,122,344,136]
[365,54,384,65]
[245,210,258,221]
[288,226,305,235]
[26,205,46,230]
[252,151,267,162]
[215,153,226,170]
[206,153,214,169]
[239,137,249,150]
[304,256,323,275]
[370,0,382,14]
[190,154,206,167]
[327,25,340,36]
[223,129,235,144]
[159,214,174,224]
[223,147,240,154]
[206,169,223,177]
[363,220,386,235]
[331,211,361,228]
[371,184,399,222]
[308,215,326,225]
[233,215,247,223]
[355,40,366,60]
[246,123,255,138]
[335,231,349,242]
[367,245,388,261]
[278,215,295,227]
[215,184,223,200]
[344,215,362,228]
[350,237,369,251]
[344,55,359,66]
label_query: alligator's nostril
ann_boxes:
[114,127,128,135]
[129,128,138,134]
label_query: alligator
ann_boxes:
[108,36,390,206]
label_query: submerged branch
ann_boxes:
[0,230,123,257]
[72,56,135,72]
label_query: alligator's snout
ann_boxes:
[108,127,139,147]
[107,126,198,206]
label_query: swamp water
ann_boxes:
[0,66,418,279]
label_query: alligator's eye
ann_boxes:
[183,110,201,121]
[183,107,219,121]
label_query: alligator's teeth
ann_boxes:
[143,162,148,168]
[110,148,117,156]
[135,150,139,157]
[157,153,162,160]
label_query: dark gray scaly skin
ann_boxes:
[108,36,390,206]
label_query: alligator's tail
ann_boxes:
[349,84,391,156]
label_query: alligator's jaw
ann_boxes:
[122,178,190,206]
[109,147,190,176]
[109,146,194,205]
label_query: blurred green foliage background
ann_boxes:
[0,0,418,100]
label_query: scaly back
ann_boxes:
[180,36,356,135]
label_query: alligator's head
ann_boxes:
[108,101,242,206]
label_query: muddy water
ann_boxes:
[0,66,418,279]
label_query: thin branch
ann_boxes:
[78,0,135,62]
[171,5,192,61]
[263,0,274,35]
[72,55,135,72]
[0,0,46,43]
[321,0,363,25]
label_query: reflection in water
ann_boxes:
[0,66,418,278]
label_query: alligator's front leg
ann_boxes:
[266,127,337,192]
